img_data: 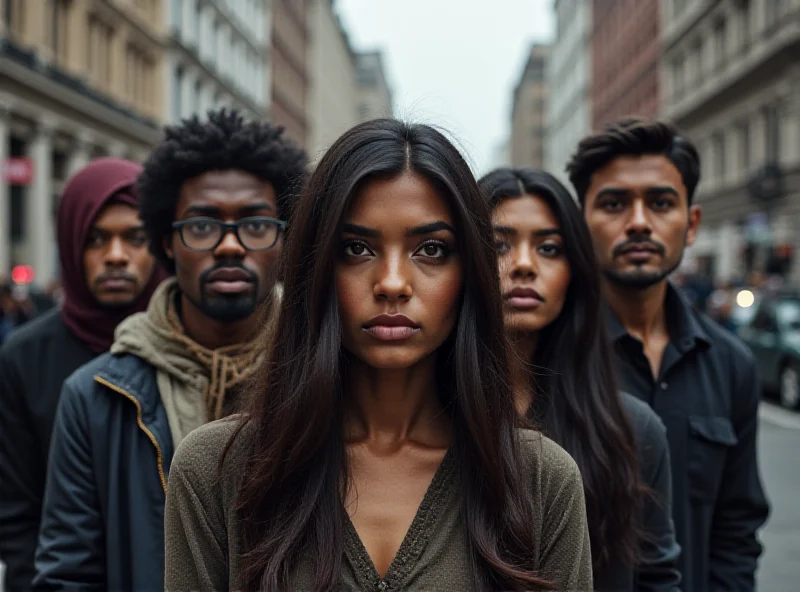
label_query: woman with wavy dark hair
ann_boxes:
[479,167,682,592]
[163,121,593,592]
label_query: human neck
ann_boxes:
[603,279,669,344]
[343,355,451,449]
[178,292,261,350]
[506,331,538,416]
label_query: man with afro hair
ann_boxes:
[33,109,308,591]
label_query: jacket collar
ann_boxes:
[606,281,711,354]
[93,353,161,417]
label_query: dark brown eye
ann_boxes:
[343,241,372,257]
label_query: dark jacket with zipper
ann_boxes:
[0,309,96,591]
[32,352,174,592]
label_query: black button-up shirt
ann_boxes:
[607,284,770,592]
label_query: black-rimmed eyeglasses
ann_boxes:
[171,216,287,252]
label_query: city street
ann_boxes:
[756,402,800,592]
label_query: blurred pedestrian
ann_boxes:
[33,109,308,592]
[0,158,164,591]
[568,118,770,592]
[480,167,681,591]
[0,283,14,345]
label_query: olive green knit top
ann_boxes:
[164,418,594,591]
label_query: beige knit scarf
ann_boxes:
[111,278,279,449]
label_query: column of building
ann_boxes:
[26,118,56,287]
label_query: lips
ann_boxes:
[504,287,544,310]
[96,275,136,292]
[363,314,420,341]
[205,267,254,295]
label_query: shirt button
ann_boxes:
[660,381,669,390]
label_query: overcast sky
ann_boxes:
[336,0,554,176]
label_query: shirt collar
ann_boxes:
[605,282,711,353]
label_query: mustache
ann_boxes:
[94,271,137,285]
[199,261,258,284]
[612,236,666,258]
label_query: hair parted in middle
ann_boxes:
[229,118,553,592]
[566,117,701,206]
[479,166,650,572]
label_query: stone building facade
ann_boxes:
[1,0,165,285]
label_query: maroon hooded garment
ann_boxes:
[57,157,166,353]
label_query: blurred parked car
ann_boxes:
[739,289,800,410]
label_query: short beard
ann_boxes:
[194,292,259,322]
[603,256,683,290]
[97,297,139,310]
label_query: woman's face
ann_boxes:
[336,172,463,369]
[492,194,571,335]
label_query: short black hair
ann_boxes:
[137,108,308,273]
[566,117,701,206]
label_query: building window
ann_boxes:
[767,0,786,27]
[173,66,184,120]
[764,104,781,163]
[691,38,704,84]
[4,0,25,39]
[172,0,182,29]
[737,119,750,173]
[48,0,69,63]
[738,0,751,52]
[211,20,219,64]
[712,132,726,181]
[87,16,114,90]
[713,17,727,69]
[194,80,202,115]
[195,2,202,44]
[125,44,154,113]
[672,55,685,98]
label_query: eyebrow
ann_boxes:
[594,186,680,199]
[493,225,561,237]
[406,221,455,237]
[645,186,680,198]
[594,187,631,200]
[89,225,145,233]
[342,223,380,238]
[341,221,456,238]
[182,202,274,217]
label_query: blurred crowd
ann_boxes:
[0,280,61,345]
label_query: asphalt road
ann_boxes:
[756,402,800,592]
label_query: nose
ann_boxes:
[104,236,130,267]
[625,199,652,237]
[374,251,412,302]
[510,242,537,280]
[213,226,246,258]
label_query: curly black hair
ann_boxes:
[136,108,308,273]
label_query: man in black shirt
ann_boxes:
[567,118,769,592]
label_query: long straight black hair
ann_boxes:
[478,167,647,571]
[231,121,552,591]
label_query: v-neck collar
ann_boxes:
[343,447,457,591]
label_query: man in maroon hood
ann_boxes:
[0,158,164,590]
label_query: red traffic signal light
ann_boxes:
[11,265,35,285]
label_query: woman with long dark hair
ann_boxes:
[163,121,593,591]
[479,167,681,592]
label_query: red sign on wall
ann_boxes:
[2,158,34,185]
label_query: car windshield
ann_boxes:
[776,299,800,330]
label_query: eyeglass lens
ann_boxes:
[181,218,280,250]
